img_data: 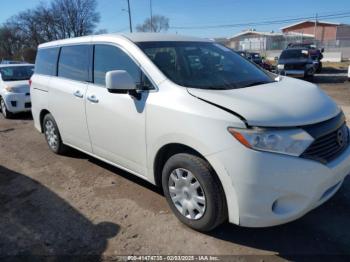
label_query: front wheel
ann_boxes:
[0,97,12,119]
[316,62,322,73]
[162,153,227,231]
[43,113,68,154]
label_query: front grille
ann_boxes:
[284,63,306,70]
[25,102,31,108]
[301,123,349,163]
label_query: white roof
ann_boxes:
[39,33,211,48]
[284,32,314,37]
[230,30,283,39]
[0,63,34,68]
[281,20,340,30]
[121,33,210,42]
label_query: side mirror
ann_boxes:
[106,70,136,93]
[321,48,324,53]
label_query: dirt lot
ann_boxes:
[0,72,349,260]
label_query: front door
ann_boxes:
[86,44,149,176]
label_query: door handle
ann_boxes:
[87,95,99,103]
[73,90,84,98]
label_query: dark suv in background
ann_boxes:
[287,43,324,73]
[277,48,316,78]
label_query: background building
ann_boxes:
[281,20,350,47]
[222,20,350,61]
[225,30,313,51]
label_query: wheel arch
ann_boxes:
[153,143,202,188]
[153,142,239,225]
[39,109,51,133]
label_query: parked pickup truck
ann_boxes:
[287,43,324,73]
[277,48,316,78]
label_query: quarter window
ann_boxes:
[35,48,59,76]
[58,45,92,82]
[94,45,142,87]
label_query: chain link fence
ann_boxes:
[225,35,350,60]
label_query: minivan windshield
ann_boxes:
[138,41,273,89]
[0,66,34,81]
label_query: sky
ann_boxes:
[1,0,350,38]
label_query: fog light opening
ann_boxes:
[271,195,307,215]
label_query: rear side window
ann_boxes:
[94,44,141,86]
[58,45,92,82]
[35,48,59,76]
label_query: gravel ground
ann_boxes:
[0,74,349,260]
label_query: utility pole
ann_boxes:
[314,13,318,44]
[127,0,133,33]
[150,0,153,32]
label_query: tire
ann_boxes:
[162,153,227,232]
[0,97,12,119]
[304,70,314,81]
[305,74,314,81]
[42,113,68,154]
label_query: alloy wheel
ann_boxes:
[45,120,59,150]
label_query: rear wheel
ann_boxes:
[0,97,12,119]
[162,153,227,231]
[43,113,68,154]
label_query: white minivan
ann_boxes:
[31,33,350,231]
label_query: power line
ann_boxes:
[170,11,350,30]
[171,13,350,29]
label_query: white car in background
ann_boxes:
[0,64,34,118]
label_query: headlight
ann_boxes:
[228,127,314,156]
[4,86,14,92]
[277,64,284,70]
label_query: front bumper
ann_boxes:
[3,92,31,113]
[279,69,305,77]
[207,129,350,227]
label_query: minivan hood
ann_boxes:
[187,77,340,127]
[3,80,30,93]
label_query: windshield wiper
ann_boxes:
[4,78,29,81]
[244,81,271,87]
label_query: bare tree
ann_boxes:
[94,29,108,35]
[0,0,100,60]
[51,0,100,38]
[7,9,43,47]
[136,15,169,32]
[6,0,100,43]
[0,0,102,60]
[0,26,20,59]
